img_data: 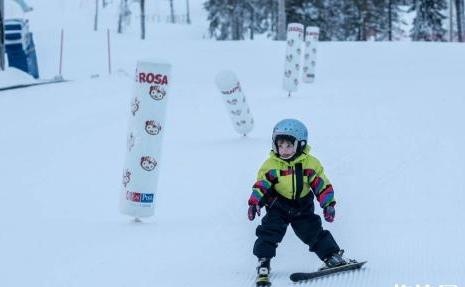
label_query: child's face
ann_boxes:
[277,139,296,159]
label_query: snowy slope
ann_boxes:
[1,2,465,287]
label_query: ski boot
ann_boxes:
[255,258,271,287]
[321,249,348,270]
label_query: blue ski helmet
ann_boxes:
[272,119,308,157]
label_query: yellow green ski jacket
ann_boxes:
[249,146,335,209]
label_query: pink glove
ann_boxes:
[248,205,261,221]
[323,204,336,222]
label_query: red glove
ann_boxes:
[323,204,336,222]
[248,205,261,221]
[247,196,262,221]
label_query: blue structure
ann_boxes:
[4,18,39,79]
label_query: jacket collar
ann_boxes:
[269,146,311,165]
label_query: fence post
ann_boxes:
[107,29,112,75]
[58,29,64,78]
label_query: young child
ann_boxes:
[248,119,346,287]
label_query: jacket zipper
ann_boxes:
[290,165,295,200]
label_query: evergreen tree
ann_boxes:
[276,0,286,40]
[285,0,344,40]
[339,0,362,40]
[203,0,407,41]
[169,0,175,23]
[204,0,269,40]
[321,0,348,40]
[350,0,383,40]
[286,0,323,32]
[387,0,396,40]
[410,0,447,41]
[455,0,465,41]
[204,0,230,40]
[373,0,405,41]
[117,0,131,34]
[140,0,146,39]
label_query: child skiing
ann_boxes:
[248,119,348,286]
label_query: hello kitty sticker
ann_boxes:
[149,85,166,101]
[140,156,157,171]
[145,120,162,135]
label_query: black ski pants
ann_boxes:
[253,195,340,261]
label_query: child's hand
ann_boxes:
[248,205,261,221]
[323,204,336,222]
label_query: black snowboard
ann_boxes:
[290,261,367,282]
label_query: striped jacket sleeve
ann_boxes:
[309,162,336,208]
[248,165,278,207]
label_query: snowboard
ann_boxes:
[290,260,367,282]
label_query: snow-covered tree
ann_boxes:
[455,0,465,41]
[387,0,396,40]
[140,0,145,39]
[186,0,191,24]
[319,0,347,40]
[285,0,400,41]
[203,0,407,41]
[372,0,405,41]
[286,0,323,30]
[204,0,270,40]
[410,0,447,41]
[169,0,175,23]
[117,0,131,34]
[285,0,341,40]
[276,0,286,40]
[204,0,240,40]
[344,0,384,40]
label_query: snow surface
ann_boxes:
[0,67,38,87]
[1,1,465,287]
